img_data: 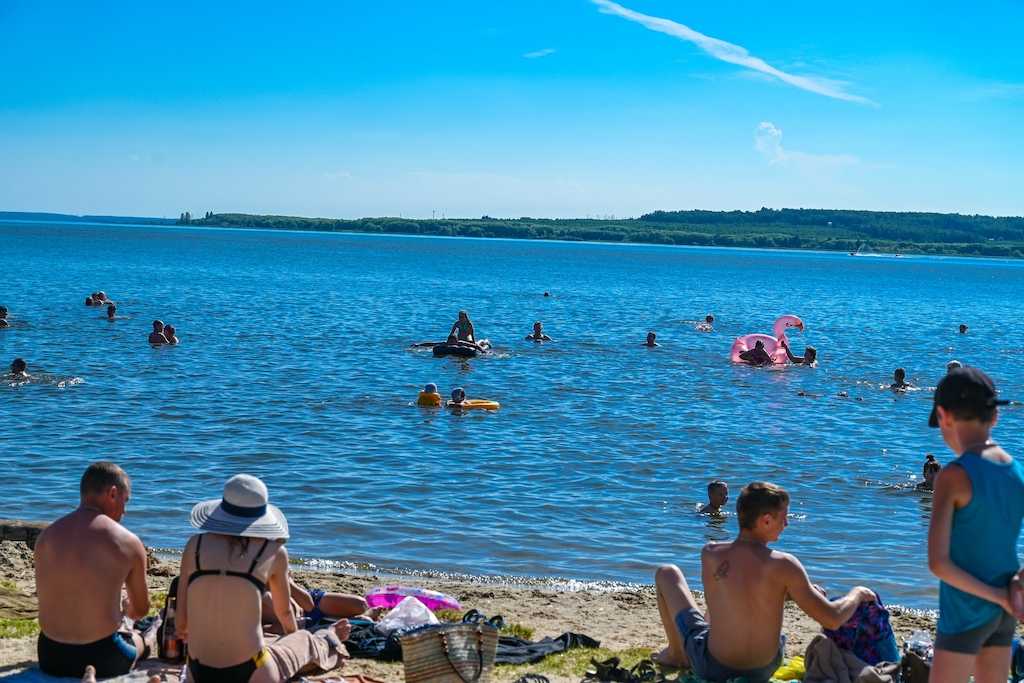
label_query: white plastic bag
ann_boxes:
[375,594,440,634]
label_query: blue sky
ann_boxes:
[2,0,1022,218]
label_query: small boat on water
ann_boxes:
[850,242,903,258]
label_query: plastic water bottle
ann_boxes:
[1012,637,1024,683]
[906,629,933,660]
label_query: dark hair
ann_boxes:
[11,358,26,372]
[80,461,130,497]
[923,460,941,476]
[736,482,789,530]
[707,480,727,492]
[895,367,906,378]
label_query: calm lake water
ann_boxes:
[2,220,1023,609]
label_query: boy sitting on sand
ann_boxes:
[699,481,728,514]
[654,482,877,681]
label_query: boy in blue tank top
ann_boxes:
[927,366,1024,681]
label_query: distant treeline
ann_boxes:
[0,211,176,225]
[187,208,1024,258]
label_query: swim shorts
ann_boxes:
[675,608,784,682]
[935,611,1016,654]
[38,630,137,678]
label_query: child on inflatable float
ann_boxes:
[730,314,807,366]
[447,387,500,411]
[416,383,443,407]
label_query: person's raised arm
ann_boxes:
[780,341,800,364]
[268,546,298,634]
[176,536,195,640]
[928,465,1012,610]
[123,535,150,620]
[780,553,873,630]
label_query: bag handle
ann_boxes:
[440,626,485,683]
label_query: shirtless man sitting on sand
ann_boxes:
[34,461,153,679]
[654,482,876,682]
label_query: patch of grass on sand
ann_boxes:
[500,646,654,679]
[429,610,535,640]
[0,617,40,639]
[149,591,167,616]
[501,622,535,640]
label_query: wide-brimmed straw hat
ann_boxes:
[190,474,289,540]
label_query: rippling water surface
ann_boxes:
[3,220,1023,608]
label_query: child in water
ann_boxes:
[696,314,714,332]
[643,331,659,347]
[916,454,940,491]
[891,368,913,392]
[699,481,729,514]
[417,383,443,407]
[448,387,467,408]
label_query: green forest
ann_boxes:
[186,208,1024,258]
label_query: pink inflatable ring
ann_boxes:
[730,315,804,364]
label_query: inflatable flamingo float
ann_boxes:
[730,314,804,364]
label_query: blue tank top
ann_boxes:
[938,451,1024,634]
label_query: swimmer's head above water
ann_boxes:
[646,331,658,346]
[706,314,714,324]
[0,305,7,319]
[802,346,817,364]
[424,383,438,394]
[450,387,466,403]
[152,320,164,332]
[894,367,906,384]
[10,357,27,376]
[107,304,116,319]
[959,324,968,334]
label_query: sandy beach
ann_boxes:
[0,539,948,682]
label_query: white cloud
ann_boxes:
[755,121,858,169]
[523,48,557,59]
[591,0,875,106]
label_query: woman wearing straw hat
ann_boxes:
[176,474,350,682]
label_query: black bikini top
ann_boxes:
[186,535,270,594]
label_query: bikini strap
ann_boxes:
[194,534,204,571]
[247,539,270,573]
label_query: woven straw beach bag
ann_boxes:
[400,622,499,683]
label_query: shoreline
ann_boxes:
[3,216,1024,263]
[1,539,946,682]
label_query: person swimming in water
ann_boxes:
[959,323,968,334]
[891,367,912,392]
[738,340,774,366]
[449,311,476,343]
[699,481,728,514]
[644,331,660,347]
[163,324,179,345]
[106,304,116,321]
[448,387,468,408]
[525,321,552,342]
[0,306,8,329]
[916,454,941,491]
[9,358,29,379]
[85,295,95,306]
[779,339,817,366]
[148,320,168,345]
[696,314,714,332]
[417,383,443,407]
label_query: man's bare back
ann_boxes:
[702,540,790,668]
[35,508,148,643]
[654,482,875,681]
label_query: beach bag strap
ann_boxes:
[440,627,484,683]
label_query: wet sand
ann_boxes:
[0,540,950,682]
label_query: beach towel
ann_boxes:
[804,635,898,683]
[822,594,899,665]
[496,631,600,665]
